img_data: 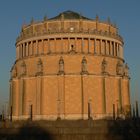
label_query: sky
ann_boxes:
[0,0,140,110]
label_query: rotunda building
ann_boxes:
[10,11,131,120]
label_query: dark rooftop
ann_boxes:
[49,10,91,20]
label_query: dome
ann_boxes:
[49,10,91,20]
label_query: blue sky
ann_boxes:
[0,0,140,109]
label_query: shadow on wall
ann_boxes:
[108,119,140,140]
[2,123,53,140]
[1,119,140,140]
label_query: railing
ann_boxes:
[16,29,123,43]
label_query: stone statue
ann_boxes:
[124,63,129,77]
[36,58,43,76]
[30,17,34,24]
[69,44,76,54]
[116,61,123,75]
[61,13,64,20]
[58,56,64,74]
[102,58,108,75]
[21,61,26,76]
[11,65,17,78]
[81,56,88,74]
[44,15,48,21]
[13,67,17,78]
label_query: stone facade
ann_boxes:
[9,11,131,120]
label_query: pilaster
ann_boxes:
[102,76,106,114]
[94,38,96,54]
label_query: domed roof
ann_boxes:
[50,10,91,20]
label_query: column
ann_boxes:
[20,44,22,58]
[22,79,26,115]
[9,80,12,107]
[114,42,117,56]
[19,79,24,116]
[54,38,56,53]
[106,41,109,55]
[46,22,48,31]
[102,77,106,114]
[57,75,65,118]
[28,42,31,56]
[113,42,115,56]
[16,45,19,60]
[9,81,13,115]
[22,44,24,57]
[110,41,112,55]
[81,38,84,53]
[127,79,131,105]
[81,74,85,119]
[105,40,107,55]
[36,40,39,55]
[22,44,24,58]
[88,38,90,53]
[94,38,96,54]
[75,37,76,52]
[61,38,63,53]
[115,42,117,56]
[100,39,102,54]
[24,43,26,57]
[119,44,122,58]
[111,42,113,56]
[16,46,18,59]
[19,45,21,59]
[21,44,23,58]
[29,41,32,56]
[108,41,110,55]
[116,43,117,57]
[68,38,70,52]
[121,45,124,58]
[40,77,44,115]
[30,41,34,56]
[125,78,130,106]
[31,41,33,56]
[48,39,51,53]
[26,42,29,57]
[116,43,119,57]
[12,81,15,116]
[36,77,42,116]
[117,44,120,57]
[118,78,122,113]
[121,45,123,58]
[42,40,44,54]
[122,77,131,116]
[120,44,122,58]
[39,40,43,54]
[18,45,20,59]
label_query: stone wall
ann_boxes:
[0,120,140,140]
